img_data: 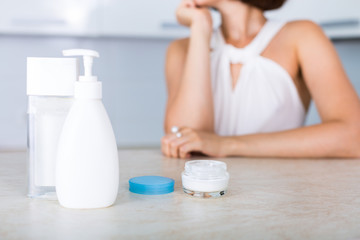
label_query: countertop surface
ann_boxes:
[1,149,360,240]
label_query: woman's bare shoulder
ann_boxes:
[286,20,322,30]
[283,20,327,43]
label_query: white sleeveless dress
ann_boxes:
[210,20,306,136]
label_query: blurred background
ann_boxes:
[0,0,359,150]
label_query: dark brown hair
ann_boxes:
[240,0,287,11]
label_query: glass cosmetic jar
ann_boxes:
[181,160,229,198]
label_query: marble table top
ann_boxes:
[1,149,360,240]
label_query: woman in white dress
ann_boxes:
[161,0,360,158]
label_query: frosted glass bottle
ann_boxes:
[27,57,77,198]
[56,49,119,209]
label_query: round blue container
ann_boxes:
[129,176,175,195]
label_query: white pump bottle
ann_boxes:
[56,49,119,209]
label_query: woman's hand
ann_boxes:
[176,0,213,35]
[161,127,228,159]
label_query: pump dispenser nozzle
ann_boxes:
[62,49,102,99]
[63,49,99,82]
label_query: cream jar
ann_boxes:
[181,160,229,198]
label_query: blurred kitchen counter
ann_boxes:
[1,149,360,239]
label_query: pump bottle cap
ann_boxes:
[63,49,102,99]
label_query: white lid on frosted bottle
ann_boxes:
[27,57,78,96]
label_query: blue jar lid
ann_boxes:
[129,176,175,195]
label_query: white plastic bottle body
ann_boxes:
[28,96,73,199]
[56,99,119,209]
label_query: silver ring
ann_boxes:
[176,132,182,138]
[171,126,179,133]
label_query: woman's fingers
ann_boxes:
[169,134,191,158]
[161,135,172,157]
[181,0,195,7]
[162,128,223,158]
[162,127,196,158]
[162,134,177,157]
[168,128,193,158]
[183,0,195,8]
[177,0,207,27]
[179,141,202,159]
[161,136,170,156]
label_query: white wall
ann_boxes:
[0,35,359,150]
[0,35,170,149]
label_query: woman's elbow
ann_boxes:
[344,122,360,158]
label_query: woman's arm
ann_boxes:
[164,1,214,133]
[224,122,360,158]
[163,21,360,159]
